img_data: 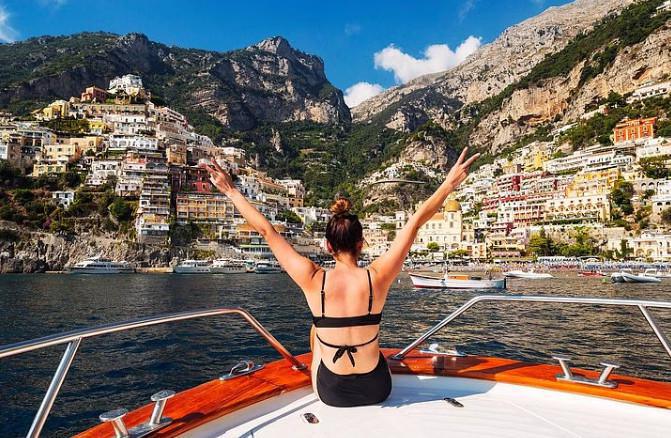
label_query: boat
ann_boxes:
[3,294,671,437]
[68,257,134,274]
[611,269,661,284]
[578,270,606,278]
[210,259,247,274]
[254,260,282,273]
[638,268,671,279]
[504,270,554,279]
[173,259,211,274]
[409,272,506,289]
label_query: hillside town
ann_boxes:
[2,75,671,263]
[363,80,671,263]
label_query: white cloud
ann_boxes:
[344,82,385,108]
[373,36,482,84]
[0,5,17,43]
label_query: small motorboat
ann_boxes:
[578,270,606,278]
[409,273,506,290]
[638,269,670,280]
[504,270,554,279]
[611,270,661,284]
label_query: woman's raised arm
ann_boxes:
[370,147,479,290]
[201,159,320,289]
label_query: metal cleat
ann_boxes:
[420,342,466,357]
[220,360,264,381]
[126,390,175,438]
[99,408,129,438]
[553,355,619,389]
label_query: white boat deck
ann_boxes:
[183,375,670,437]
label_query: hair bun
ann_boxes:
[330,197,353,216]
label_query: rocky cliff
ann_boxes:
[352,0,637,132]
[0,33,350,132]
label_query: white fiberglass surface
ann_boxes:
[183,375,671,438]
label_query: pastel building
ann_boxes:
[415,199,463,251]
[613,118,656,144]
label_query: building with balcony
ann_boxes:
[52,190,75,208]
[544,194,610,224]
[613,117,656,144]
[86,160,120,186]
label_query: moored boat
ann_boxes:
[409,272,506,289]
[173,259,211,274]
[68,257,135,274]
[612,270,661,284]
[3,294,671,437]
[504,270,554,279]
[210,258,247,274]
[254,260,282,273]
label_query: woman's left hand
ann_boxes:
[200,158,236,196]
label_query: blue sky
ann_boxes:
[0,0,573,106]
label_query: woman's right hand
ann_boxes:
[444,147,480,190]
[200,157,236,196]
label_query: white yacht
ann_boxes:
[211,259,247,274]
[254,260,282,273]
[68,257,134,274]
[173,260,212,274]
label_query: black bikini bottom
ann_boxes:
[316,352,392,407]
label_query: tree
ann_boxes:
[528,228,555,256]
[661,207,671,225]
[109,198,132,222]
[427,242,440,252]
[614,239,633,260]
[277,209,302,224]
[610,179,634,215]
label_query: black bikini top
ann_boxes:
[313,269,382,366]
[312,269,382,328]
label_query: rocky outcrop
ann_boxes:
[352,0,636,130]
[0,33,350,131]
[0,223,171,273]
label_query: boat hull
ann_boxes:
[75,349,671,438]
[173,267,212,274]
[68,267,135,274]
[504,271,554,279]
[210,266,247,274]
[410,274,506,290]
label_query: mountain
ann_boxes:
[352,0,637,131]
[349,0,671,210]
[0,33,350,133]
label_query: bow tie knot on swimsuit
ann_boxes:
[334,346,357,366]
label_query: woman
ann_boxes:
[201,147,479,407]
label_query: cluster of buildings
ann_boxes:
[362,81,671,261]
[3,74,671,262]
[0,75,321,258]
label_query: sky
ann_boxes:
[0,0,573,107]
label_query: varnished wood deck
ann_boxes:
[74,349,671,437]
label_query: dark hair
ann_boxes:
[325,197,363,256]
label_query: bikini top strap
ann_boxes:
[367,269,373,315]
[320,269,326,317]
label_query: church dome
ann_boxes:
[444,199,461,212]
